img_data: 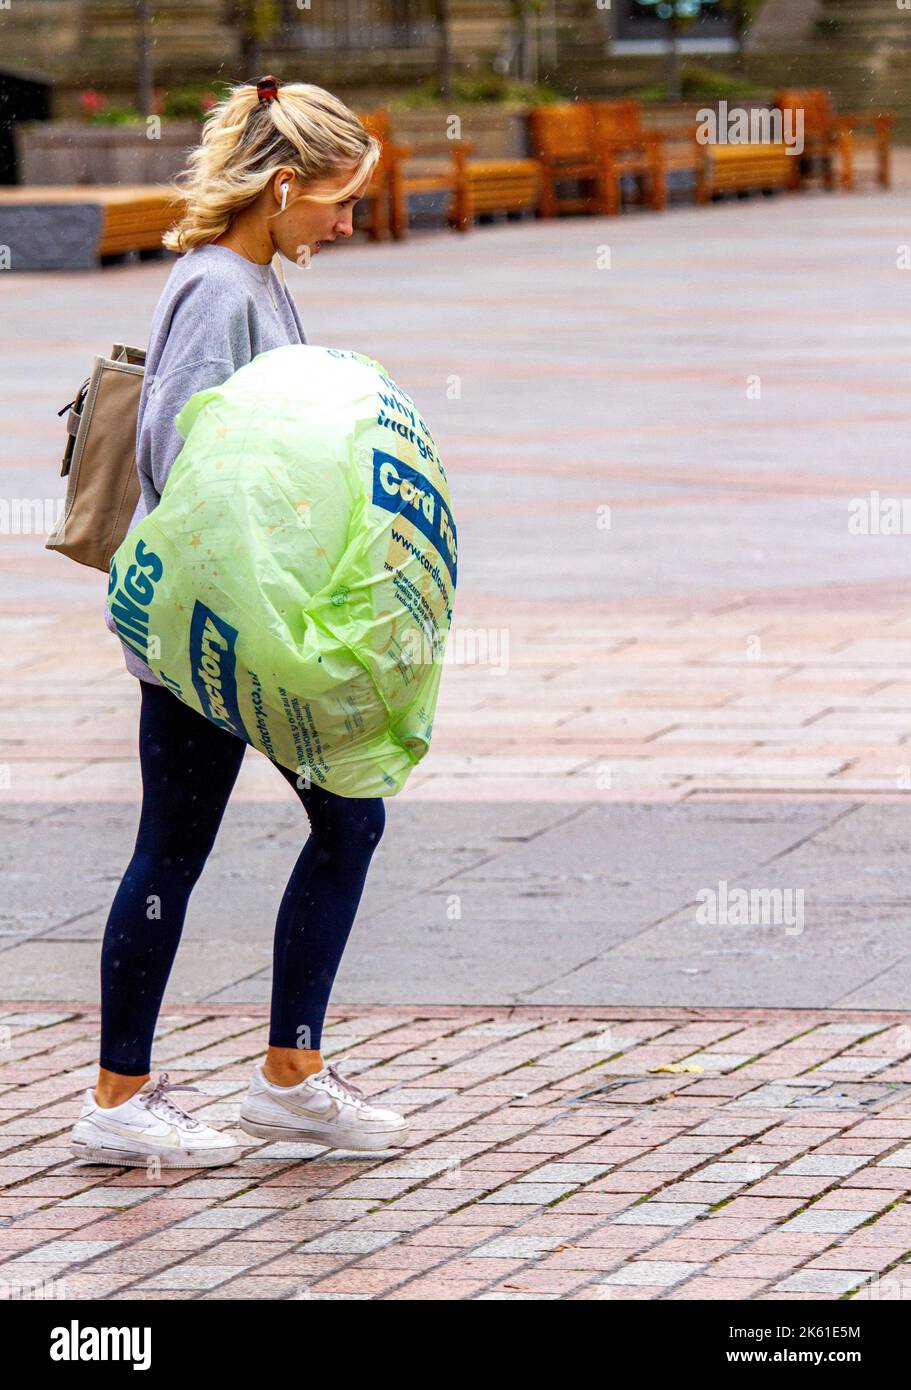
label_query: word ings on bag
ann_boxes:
[107,538,163,662]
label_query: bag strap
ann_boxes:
[57,377,91,476]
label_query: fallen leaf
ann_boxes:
[649,1063,704,1074]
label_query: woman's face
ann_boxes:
[272,163,372,265]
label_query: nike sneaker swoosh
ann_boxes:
[92,1116,183,1146]
[265,1095,342,1123]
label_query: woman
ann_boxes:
[69,76,407,1168]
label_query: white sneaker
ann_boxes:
[238,1060,408,1152]
[69,1071,250,1168]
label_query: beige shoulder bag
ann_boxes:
[47,251,287,573]
[46,343,146,573]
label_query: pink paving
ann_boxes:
[2,1003,911,1300]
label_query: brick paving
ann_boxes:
[2,1002,911,1301]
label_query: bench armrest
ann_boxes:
[648,124,699,142]
[395,138,476,159]
[595,131,664,154]
[835,113,895,132]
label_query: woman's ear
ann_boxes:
[273,169,295,208]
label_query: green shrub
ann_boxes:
[390,74,566,108]
[88,107,143,125]
[164,82,232,121]
[637,64,768,102]
[84,82,230,125]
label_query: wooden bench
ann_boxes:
[528,99,709,218]
[701,143,795,199]
[772,88,894,192]
[357,108,473,240]
[463,158,541,221]
[388,138,474,239]
[525,103,608,217]
[355,109,400,240]
[95,186,185,256]
[641,114,710,209]
[0,185,185,268]
[586,99,711,213]
[584,100,664,214]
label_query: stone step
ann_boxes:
[816,20,911,46]
[815,0,911,46]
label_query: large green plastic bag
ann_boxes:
[108,344,458,797]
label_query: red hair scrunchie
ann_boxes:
[256,75,280,105]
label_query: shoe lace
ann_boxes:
[141,1071,203,1129]
[318,1061,367,1106]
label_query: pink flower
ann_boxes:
[79,90,107,118]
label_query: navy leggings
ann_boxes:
[99,679,385,1075]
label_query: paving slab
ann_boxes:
[0,1003,906,1302]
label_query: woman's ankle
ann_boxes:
[94,1068,151,1108]
[263,1047,324,1086]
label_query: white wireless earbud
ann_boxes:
[280,183,289,212]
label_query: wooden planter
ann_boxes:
[14,107,531,187]
[387,106,531,160]
[14,120,203,186]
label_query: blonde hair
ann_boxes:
[162,79,380,254]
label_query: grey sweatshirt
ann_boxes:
[104,242,307,684]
